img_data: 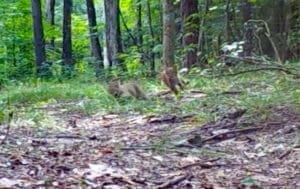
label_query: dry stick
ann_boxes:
[278,148,293,160]
[202,126,263,143]
[1,112,13,145]
[157,173,189,189]
[247,19,282,64]
[119,9,136,44]
[180,161,241,170]
[213,67,295,78]
[181,162,221,169]
[0,124,10,144]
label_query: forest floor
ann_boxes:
[0,90,299,188]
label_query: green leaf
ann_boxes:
[0,110,5,122]
[240,177,259,187]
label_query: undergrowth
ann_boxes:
[0,62,299,126]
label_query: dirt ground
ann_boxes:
[0,103,299,188]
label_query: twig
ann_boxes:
[202,126,263,143]
[1,112,13,145]
[119,9,136,44]
[214,67,295,77]
[180,162,224,169]
[278,148,294,160]
[55,135,82,139]
[120,146,152,150]
[157,173,189,189]
[247,19,282,64]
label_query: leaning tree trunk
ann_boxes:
[162,0,175,68]
[180,0,199,69]
[86,0,104,78]
[31,0,46,76]
[62,0,73,77]
[45,0,55,48]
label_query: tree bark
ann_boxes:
[62,0,73,77]
[31,0,46,76]
[146,0,155,74]
[240,0,251,24]
[197,0,211,66]
[86,0,104,78]
[136,0,144,64]
[104,0,123,68]
[162,0,175,68]
[45,0,55,48]
[240,0,253,57]
[224,0,232,43]
[180,0,199,69]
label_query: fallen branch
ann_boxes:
[202,126,263,143]
[0,112,13,145]
[157,173,189,189]
[180,162,224,169]
[55,135,82,139]
[278,148,293,160]
[147,115,194,124]
[215,67,295,77]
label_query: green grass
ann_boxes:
[0,62,299,125]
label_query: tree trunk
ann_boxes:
[180,0,199,69]
[197,0,211,66]
[239,0,253,57]
[136,0,144,65]
[273,0,287,62]
[31,0,46,76]
[104,0,123,68]
[162,0,175,68]
[224,0,232,43]
[62,0,73,77]
[146,0,155,74]
[240,0,251,24]
[86,0,104,78]
[45,0,55,48]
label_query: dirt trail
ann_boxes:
[0,105,299,188]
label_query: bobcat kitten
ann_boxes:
[108,78,148,99]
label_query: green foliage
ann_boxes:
[0,61,298,131]
[0,0,34,79]
[240,177,259,187]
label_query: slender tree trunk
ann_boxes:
[31,0,46,76]
[231,4,240,40]
[162,0,175,68]
[86,0,104,78]
[136,0,144,64]
[146,0,155,74]
[240,0,251,24]
[120,9,136,46]
[104,0,123,69]
[116,3,123,55]
[62,0,73,77]
[224,0,232,43]
[273,0,287,62]
[180,0,199,69]
[197,0,211,66]
[240,0,253,56]
[45,0,55,48]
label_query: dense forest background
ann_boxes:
[0,1,299,188]
[0,0,299,81]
